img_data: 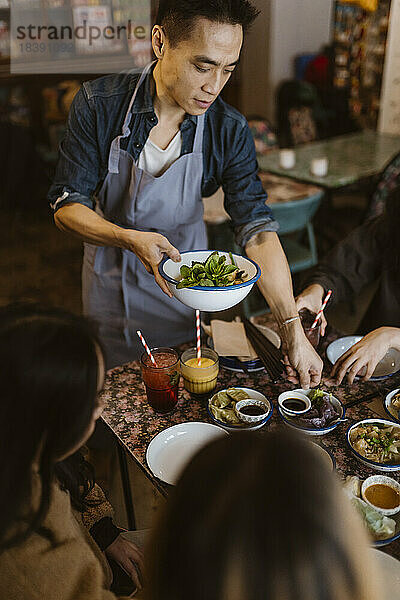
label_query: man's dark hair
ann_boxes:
[156,0,260,48]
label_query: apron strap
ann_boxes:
[193,113,205,154]
[121,250,133,346]
[108,61,156,174]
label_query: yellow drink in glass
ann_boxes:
[180,348,219,397]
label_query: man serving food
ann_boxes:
[48,0,322,386]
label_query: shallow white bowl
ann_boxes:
[361,475,400,516]
[146,422,227,485]
[327,336,400,380]
[384,388,400,423]
[347,419,400,472]
[159,250,261,312]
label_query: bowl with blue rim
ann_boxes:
[159,250,261,312]
[278,388,345,436]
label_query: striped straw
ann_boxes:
[311,290,333,329]
[196,310,201,366]
[136,330,157,366]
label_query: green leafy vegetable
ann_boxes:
[176,251,248,289]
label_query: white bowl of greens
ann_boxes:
[159,250,261,312]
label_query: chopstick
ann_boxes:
[343,390,382,409]
[243,319,285,381]
[243,321,284,375]
[235,357,250,374]
[243,319,284,364]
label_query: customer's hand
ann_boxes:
[331,327,400,385]
[283,324,323,388]
[105,534,145,591]
[295,284,327,336]
[123,230,181,297]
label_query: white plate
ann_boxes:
[384,388,400,423]
[310,442,336,471]
[208,387,273,432]
[347,419,400,472]
[159,250,261,312]
[146,422,228,485]
[327,336,400,380]
[278,389,344,436]
[371,549,400,594]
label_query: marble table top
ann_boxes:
[100,329,400,558]
[257,131,400,189]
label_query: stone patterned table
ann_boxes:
[257,131,400,189]
[100,331,400,559]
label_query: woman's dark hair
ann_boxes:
[0,303,103,551]
[147,431,377,600]
[156,0,259,48]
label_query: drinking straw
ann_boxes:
[311,290,333,329]
[196,310,201,366]
[136,330,157,366]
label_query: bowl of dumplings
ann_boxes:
[207,387,273,432]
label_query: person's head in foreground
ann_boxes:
[152,0,259,115]
[0,303,104,551]
[147,431,379,600]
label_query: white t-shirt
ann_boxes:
[137,131,182,177]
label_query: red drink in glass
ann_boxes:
[299,308,321,349]
[140,348,180,414]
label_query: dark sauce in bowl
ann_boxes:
[239,405,266,416]
[282,398,308,412]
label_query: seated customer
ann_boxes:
[296,186,400,384]
[147,431,380,600]
[0,304,143,599]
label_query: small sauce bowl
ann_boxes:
[361,475,400,516]
[278,391,311,416]
[235,399,269,424]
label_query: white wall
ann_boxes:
[378,0,400,134]
[240,0,333,121]
[239,0,271,118]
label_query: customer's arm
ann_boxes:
[81,483,144,592]
[296,214,386,328]
[331,327,400,384]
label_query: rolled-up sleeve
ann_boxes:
[48,86,104,213]
[221,120,278,247]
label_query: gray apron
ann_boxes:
[82,62,207,368]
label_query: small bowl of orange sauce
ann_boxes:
[361,475,400,516]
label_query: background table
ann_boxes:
[100,330,400,559]
[257,131,400,189]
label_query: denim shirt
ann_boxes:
[48,67,278,247]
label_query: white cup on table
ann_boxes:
[310,157,329,177]
[279,149,296,170]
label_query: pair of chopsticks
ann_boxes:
[243,318,285,382]
[343,390,380,409]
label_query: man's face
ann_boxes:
[156,18,243,115]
